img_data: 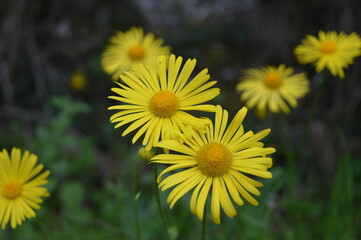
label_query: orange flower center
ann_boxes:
[2,180,22,199]
[264,72,283,89]
[149,90,179,118]
[197,142,232,177]
[320,41,337,54]
[128,44,146,60]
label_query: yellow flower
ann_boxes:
[0,148,50,229]
[101,27,171,81]
[236,65,309,114]
[151,106,275,224]
[108,54,220,150]
[294,31,361,78]
[70,69,86,91]
[138,147,154,161]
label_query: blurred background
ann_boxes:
[0,0,360,239]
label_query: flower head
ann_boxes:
[151,106,275,224]
[0,148,50,229]
[108,54,220,150]
[70,69,86,91]
[294,31,361,78]
[101,27,171,81]
[138,147,154,161]
[236,65,309,114]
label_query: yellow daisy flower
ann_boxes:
[151,106,275,224]
[108,54,220,150]
[294,31,361,78]
[236,65,309,114]
[101,27,171,81]
[138,147,154,161]
[70,69,86,91]
[0,148,50,229]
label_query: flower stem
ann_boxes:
[153,164,170,240]
[132,159,143,240]
[301,70,328,144]
[281,114,296,196]
[201,205,207,240]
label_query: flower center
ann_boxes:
[2,180,22,199]
[263,72,283,89]
[128,44,146,60]
[197,142,232,177]
[320,41,337,54]
[149,90,179,118]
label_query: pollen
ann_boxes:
[197,142,232,177]
[2,180,22,199]
[128,44,146,60]
[149,90,179,118]
[264,72,283,89]
[320,41,337,54]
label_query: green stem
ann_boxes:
[301,70,328,145]
[132,160,143,240]
[201,205,207,240]
[281,115,296,196]
[153,164,170,240]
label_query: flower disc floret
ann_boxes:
[128,44,146,60]
[2,180,22,199]
[197,142,232,177]
[264,72,283,89]
[150,90,179,118]
[320,41,337,54]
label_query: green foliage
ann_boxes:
[1,95,361,239]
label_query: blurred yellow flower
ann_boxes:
[70,69,86,90]
[138,147,154,161]
[294,31,361,78]
[237,65,309,114]
[101,27,171,81]
[151,106,275,224]
[0,148,50,229]
[108,54,219,150]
